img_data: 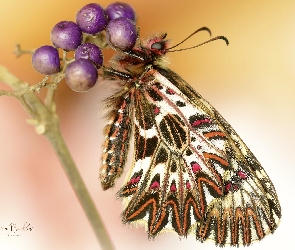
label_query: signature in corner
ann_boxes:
[0,222,33,236]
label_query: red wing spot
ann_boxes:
[134,176,141,183]
[225,183,239,193]
[127,175,141,186]
[225,182,232,193]
[154,106,160,115]
[186,180,191,189]
[127,178,135,186]
[150,181,160,189]
[192,118,211,127]
[232,184,239,191]
[191,162,201,173]
[170,183,177,192]
[237,171,247,179]
[166,88,175,95]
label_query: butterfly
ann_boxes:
[99,27,281,247]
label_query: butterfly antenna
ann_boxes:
[168,27,212,50]
[167,26,228,52]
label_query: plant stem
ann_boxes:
[45,116,114,250]
[0,65,114,250]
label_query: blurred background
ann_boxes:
[0,0,294,249]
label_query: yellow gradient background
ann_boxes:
[0,1,293,249]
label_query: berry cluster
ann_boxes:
[32,2,137,92]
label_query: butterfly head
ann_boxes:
[124,33,170,69]
[109,33,170,73]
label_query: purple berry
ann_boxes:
[50,21,82,51]
[106,2,136,22]
[75,43,103,69]
[76,3,108,34]
[32,45,60,75]
[65,58,98,92]
[106,17,137,51]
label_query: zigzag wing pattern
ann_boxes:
[117,68,281,247]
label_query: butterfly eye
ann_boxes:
[151,42,163,50]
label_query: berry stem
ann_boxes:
[0,65,114,250]
[14,44,35,58]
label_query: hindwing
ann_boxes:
[114,68,281,247]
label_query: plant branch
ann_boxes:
[0,65,114,250]
[45,114,114,250]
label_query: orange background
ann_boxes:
[0,1,294,249]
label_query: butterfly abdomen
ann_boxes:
[100,92,133,190]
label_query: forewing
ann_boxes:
[117,68,281,247]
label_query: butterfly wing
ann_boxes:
[117,68,281,246]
